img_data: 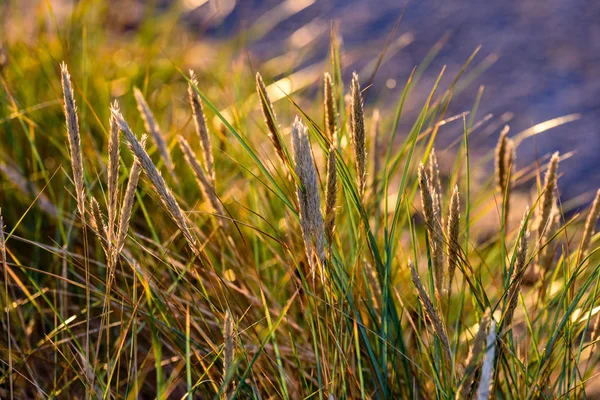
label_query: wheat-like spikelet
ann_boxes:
[178,135,225,218]
[111,108,197,250]
[579,188,600,262]
[291,117,325,280]
[325,144,337,245]
[446,185,460,295]
[107,100,121,246]
[495,126,510,195]
[350,72,366,197]
[418,163,443,300]
[222,310,235,400]
[324,72,337,143]
[429,148,443,227]
[256,72,287,166]
[61,63,86,220]
[457,309,491,400]
[408,259,452,361]
[502,208,529,332]
[90,197,109,255]
[495,126,514,226]
[475,320,497,400]
[115,135,146,256]
[536,152,559,240]
[188,70,215,184]
[133,87,176,179]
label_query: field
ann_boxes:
[1,1,600,399]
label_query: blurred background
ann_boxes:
[2,0,600,202]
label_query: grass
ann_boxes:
[1,1,599,398]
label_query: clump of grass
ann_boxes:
[1,8,599,398]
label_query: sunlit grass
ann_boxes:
[0,1,598,399]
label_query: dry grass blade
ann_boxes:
[291,116,325,280]
[502,208,529,332]
[188,70,215,184]
[325,144,337,246]
[418,163,443,300]
[111,108,197,250]
[256,72,287,166]
[446,185,460,295]
[60,62,86,220]
[324,72,337,142]
[578,188,600,262]
[107,100,120,246]
[457,309,491,400]
[371,109,381,194]
[538,204,560,281]
[408,259,452,362]
[350,72,366,197]
[475,320,497,400]
[178,135,225,218]
[133,87,176,180]
[1,209,13,396]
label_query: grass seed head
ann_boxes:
[292,116,325,280]
[324,72,337,143]
[408,259,452,361]
[256,72,287,167]
[188,70,215,184]
[133,87,176,180]
[350,72,366,197]
[61,62,86,220]
[112,108,197,250]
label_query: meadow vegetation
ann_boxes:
[1,2,600,398]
